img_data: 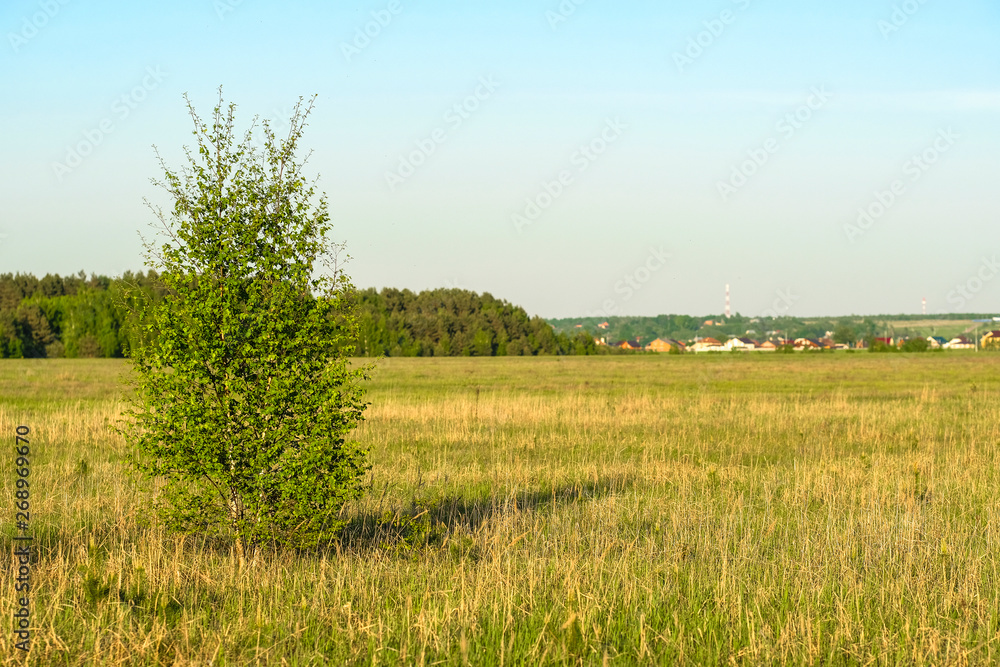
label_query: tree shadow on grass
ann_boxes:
[12,473,635,563]
[334,472,635,554]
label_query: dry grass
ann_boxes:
[1,354,1000,665]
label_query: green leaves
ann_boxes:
[124,89,369,555]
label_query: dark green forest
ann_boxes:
[0,273,601,359]
[0,272,156,359]
[353,287,599,357]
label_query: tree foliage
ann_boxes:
[832,324,857,345]
[901,337,930,353]
[121,91,369,555]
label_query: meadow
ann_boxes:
[1,353,1000,665]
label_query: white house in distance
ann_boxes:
[945,336,975,350]
[724,337,758,351]
[690,337,724,353]
[926,336,948,349]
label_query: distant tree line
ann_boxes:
[12,272,981,359]
[0,274,602,358]
[353,287,601,356]
[552,312,997,347]
[0,272,163,359]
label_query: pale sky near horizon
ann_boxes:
[2,0,998,319]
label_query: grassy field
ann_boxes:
[2,354,1000,665]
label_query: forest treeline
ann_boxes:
[0,273,602,358]
[353,287,599,356]
[0,272,153,358]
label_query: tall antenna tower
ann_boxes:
[922,297,927,316]
[725,284,731,319]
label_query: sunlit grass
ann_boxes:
[1,354,999,664]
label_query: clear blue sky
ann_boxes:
[2,0,998,318]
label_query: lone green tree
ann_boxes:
[122,91,369,555]
[832,324,857,346]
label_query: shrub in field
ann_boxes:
[868,338,897,353]
[901,337,930,352]
[121,90,370,556]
